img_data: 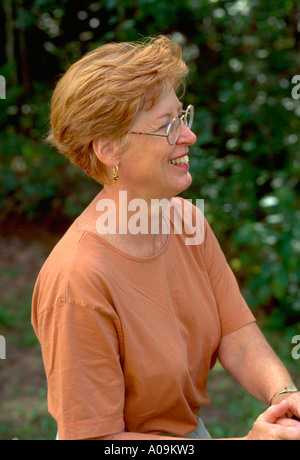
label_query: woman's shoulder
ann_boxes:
[40,221,99,271]
[33,222,114,308]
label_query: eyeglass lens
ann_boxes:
[168,106,194,144]
[186,106,194,129]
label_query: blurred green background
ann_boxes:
[0,0,299,440]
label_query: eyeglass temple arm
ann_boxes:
[129,132,169,138]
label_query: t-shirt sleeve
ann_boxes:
[36,300,125,440]
[202,219,256,336]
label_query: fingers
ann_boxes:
[276,417,300,428]
[247,401,300,440]
[260,400,290,424]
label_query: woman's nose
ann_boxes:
[177,123,197,146]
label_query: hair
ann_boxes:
[46,35,189,184]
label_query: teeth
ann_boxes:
[168,155,189,165]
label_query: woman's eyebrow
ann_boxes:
[158,104,183,119]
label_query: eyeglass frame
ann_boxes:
[128,104,194,145]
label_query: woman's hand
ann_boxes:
[271,391,300,420]
[245,400,300,440]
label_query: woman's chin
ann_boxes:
[168,171,192,197]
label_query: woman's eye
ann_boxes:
[158,122,170,131]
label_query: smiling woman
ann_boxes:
[32,35,300,441]
[98,88,196,202]
[46,36,188,185]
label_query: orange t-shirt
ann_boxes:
[31,198,255,440]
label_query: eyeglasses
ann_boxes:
[129,104,194,145]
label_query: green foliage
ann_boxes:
[1,0,300,328]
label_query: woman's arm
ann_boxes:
[86,401,300,440]
[218,322,298,406]
[85,324,300,441]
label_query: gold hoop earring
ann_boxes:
[112,165,119,183]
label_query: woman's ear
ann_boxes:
[93,138,119,167]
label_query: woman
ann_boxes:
[31,36,300,440]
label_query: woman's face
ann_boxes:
[119,89,197,201]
